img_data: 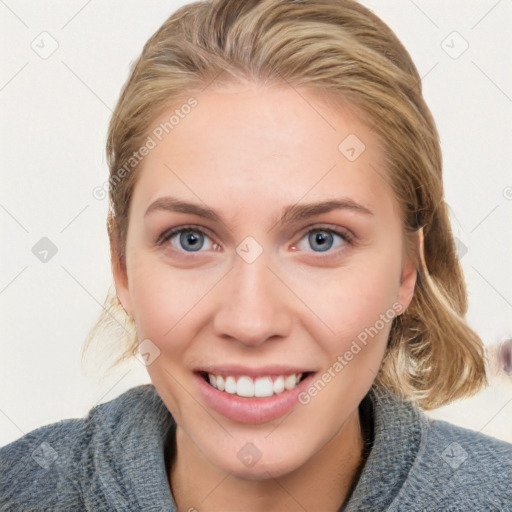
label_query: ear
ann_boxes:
[397,242,418,314]
[111,244,133,317]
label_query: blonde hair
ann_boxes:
[82,0,488,410]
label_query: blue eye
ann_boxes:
[159,226,216,253]
[296,228,349,254]
[176,229,206,252]
[157,225,353,257]
[307,230,335,252]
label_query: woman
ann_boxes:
[1,0,511,510]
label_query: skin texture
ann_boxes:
[113,84,417,512]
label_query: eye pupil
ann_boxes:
[309,230,333,252]
[180,229,204,251]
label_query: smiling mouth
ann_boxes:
[197,371,313,398]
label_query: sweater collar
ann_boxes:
[340,385,428,511]
[80,385,177,510]
[83,384,426,511]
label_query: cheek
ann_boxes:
[320,286,396,370]
[128,257,176,337]
[128,261,202,418]
[291,251,402,346]
[127,256,217,348]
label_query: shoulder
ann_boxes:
[0,384,162,511]
[396,414,512,510]
[426,416,512,467]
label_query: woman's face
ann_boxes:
[114,84,417,478]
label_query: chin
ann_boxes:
[217,451,305,481]
[202,431,317,480]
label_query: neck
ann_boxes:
[168,407,366,512]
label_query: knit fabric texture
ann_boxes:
[1,384,511,511]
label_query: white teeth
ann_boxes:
[284,374,297,390]
[206,373,304,398]
[273,376,285,394]
[225,376,237,394]
[236,376,254,397]
[254,377,274,397]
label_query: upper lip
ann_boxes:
[194,365,315,378]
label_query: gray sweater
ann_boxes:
[1,384,511,511]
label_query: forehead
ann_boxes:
[131,84,398,223]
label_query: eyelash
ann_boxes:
[156,224,355,260]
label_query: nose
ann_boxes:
[212,252,292,347]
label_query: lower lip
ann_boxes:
[195,372,315,424]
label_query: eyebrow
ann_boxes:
[144,196,374,228]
